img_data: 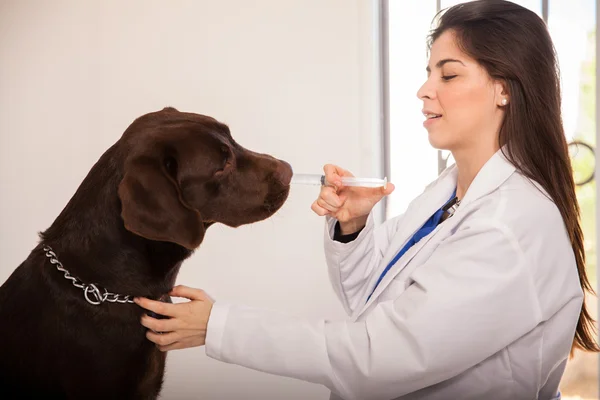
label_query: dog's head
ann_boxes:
[116,107,292,250]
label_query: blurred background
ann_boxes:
[0,1,597,399]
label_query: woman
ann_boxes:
[134,1,599,398]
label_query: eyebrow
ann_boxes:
[426,58,466,72]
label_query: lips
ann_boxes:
[422,110,442,127]
[422,110,442,120]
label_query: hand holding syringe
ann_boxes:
[291,173,388,189]
[296,165,395,233]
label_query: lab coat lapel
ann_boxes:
[351,166,458,320]
[352,149,517,320]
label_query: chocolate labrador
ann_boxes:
[0,107,293,399]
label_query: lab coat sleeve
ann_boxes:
[323,212,405,315]
[205,218,544,400]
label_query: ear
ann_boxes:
[118,157,205,249]
[495,80,509,107]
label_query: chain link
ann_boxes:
[42,246,134,306]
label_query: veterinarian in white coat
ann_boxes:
[135,1,600,399]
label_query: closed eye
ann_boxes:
[164,156,178,178]
[442,75,457,81]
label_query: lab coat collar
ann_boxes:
[352,148,517,319]
[458,147,516,208]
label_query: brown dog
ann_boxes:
[0,107,292,399]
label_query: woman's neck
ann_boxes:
[453,143,499,199]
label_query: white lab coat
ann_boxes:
[205,149,583,400]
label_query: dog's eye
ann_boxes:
[215,145,232,175]
[221,145,230,162]
[164,156,178,178]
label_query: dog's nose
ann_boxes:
[273,160,293,185]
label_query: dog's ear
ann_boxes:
[118,157,205,250]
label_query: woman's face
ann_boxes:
[417,30,506,154]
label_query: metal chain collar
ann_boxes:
[42,245,134,306]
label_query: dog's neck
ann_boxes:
[38,147,195,299]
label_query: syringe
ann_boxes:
[291,173,388,188]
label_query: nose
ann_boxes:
[417,77,434,100]
[273,160,293,185]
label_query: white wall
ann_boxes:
[0,1,382,399]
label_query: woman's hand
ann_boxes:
[311,164,395,234]
[133,285,214,352]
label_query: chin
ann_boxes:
[427,132,452,151]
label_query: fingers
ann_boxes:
[146,329,203,351]
[169,285,209,301]
[157,341,185,352]
[146,330,180,347]
[320,186,344,207]
[323,164,353,188]
[311,200,329,216]
[311,185,347,217]
[144,320,202,343]
[156,337,203,352]
[363,182,395,205]
[313,165,393,219]
[134,297,180,318]
[135,287,210,318]
[141,314,185,332]
[312,183,343,215]
[382,182,395,196]
[355,182,396,202]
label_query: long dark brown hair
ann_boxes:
[428,0,599,353]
